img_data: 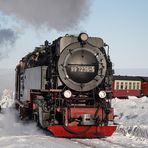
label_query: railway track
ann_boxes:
[71,138,129,148]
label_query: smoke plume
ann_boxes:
[0,23,18,60]
[0,0,90,31]
[0,27,17,45]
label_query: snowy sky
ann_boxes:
[0,0,148,70]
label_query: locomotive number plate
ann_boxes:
[71,66,95,73]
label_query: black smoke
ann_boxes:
[0,23,18,60]
[0,27,17,45]
[0,0,90,31]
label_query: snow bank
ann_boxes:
[113,96,148,126]
[112,96,148,139]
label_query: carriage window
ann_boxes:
[120,82,124,89]
[133,82,136,90]
[129,82,132,90]
[137,82,140,90]
[125,82,128,89]
[116,82,119,90]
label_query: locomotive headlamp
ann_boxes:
[63,90,72,98]
[99,91,106,99]
[79,33,88,42]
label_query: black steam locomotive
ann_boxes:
[15,33,116,138]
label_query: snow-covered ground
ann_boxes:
[113,96,148,140]
[0,89,148,147]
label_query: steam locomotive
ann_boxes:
[15,33,117,138]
